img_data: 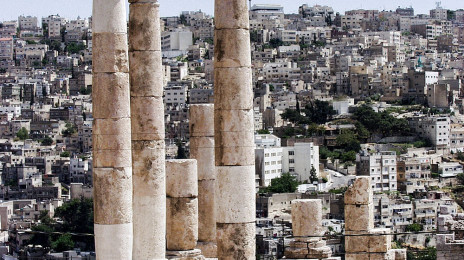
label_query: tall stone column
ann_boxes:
[214,0,256,259]
[92,0,132,259]
[189,104,217,257]
[166,160,204,259]
[128,0,166,259]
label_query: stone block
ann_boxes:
[93,33,129,73]
[290,238,326,248]
[369,252,393,260]
[94,223,133,260]
[344,204,374,232]
[345,253,369,260]
[196,242,217,258]
[291,199,324,237]
[216,166,255,223]
[128,2,161,51]
[345,233,370,253]
[198,179,217,242]
[167,197,198,251]
[132,140,165,195]
[132,192,166,259]
[189,104,215,137]
[190,143,215,181]
[369,228,391,253]
[93,0,127,33]
[389,249,407,260]
[130,96,165,140]
[93,118,131,150]
[129,51,164,97]
[214,67,253,110]
[344,176,373,205]
[92,72,130,119]
[93,149,132,168]
[215,145,255,166]
[93,167,132,224]
[190,136,215,149]
[166,159,198,198]
[214,109,254,133]
[214,0,249,30]
[214,29,251,68]
[166,248,205,260]
[216,222,255,260]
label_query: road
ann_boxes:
[322,168,356,191]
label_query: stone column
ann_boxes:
[214,0,256,259]
[128,0,166,259]
[92,0,132,259]
[166,160,204,259]
[189,104,217,257]
[285,199,332,259]
[344,177,400,260]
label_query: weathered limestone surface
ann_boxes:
[214,0,255,258]
[291,199,324,238]
[344,204,375,232]
[92,0,132,259]
[166,248,205,260]
[344,177,396,260]
[129,0,166,258]
[285,199,332,259]
[166,197,199,250]
[216,166,255,223]
[190,105,217,258]
[216,223,255,260]
[166,159,201,257]
[166,159,198,198]
[344,176,373,205]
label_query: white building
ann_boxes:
[439,162,463,178]
[410,116,450,150]
[164,85,188,108]
[18,16,38,30]
[357,151,398,192]
[282,143,319,182]
[255,134,283,187]
[161,29,193,52]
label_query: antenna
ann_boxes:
[436,1,441,9]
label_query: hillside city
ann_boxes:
[1,2,464,259]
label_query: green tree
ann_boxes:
[257,129,270,134]
[176,141,187,159]
[309,166,318,183]
[341,151,357,162]
[29,224,53,249]
[405,223,423,232]
[60,151,70,157]
[42,136,53,146]
[16,127,29,140]
[269,38,284,48]
[457,173,464,185]
[336,131,361,152]
[62,122,77,137]
[263,173,300,193]
[54,198,94,234]
[51,233,74,252]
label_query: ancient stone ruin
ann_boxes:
[344,177,407,260]
[92,0,255,259]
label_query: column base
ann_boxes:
[196,242,217,258]
[166,249,205,260]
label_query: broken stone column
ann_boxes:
[285,199,332,259]
[166,160,204,260]
[344,177,403,259]
[189,104,217,257]
[92,0,132,259]
[214,0,256,258]
[128,0,166,259]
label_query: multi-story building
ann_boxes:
[161,28,193,52]
[42,15,67,39]
[397,156,434,194]
[450,123,464,153]
[18,16,38,30]
[409,116,450,151]
[357,151,398,192]
[0,38,13,60]
[255,134,283,187]
[438,162,463,178]
[250,4,285,21]
[281,143,319,182]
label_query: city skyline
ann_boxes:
[1,0,463,21]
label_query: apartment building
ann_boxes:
[357,151,398,192]
[282,143,319,182]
